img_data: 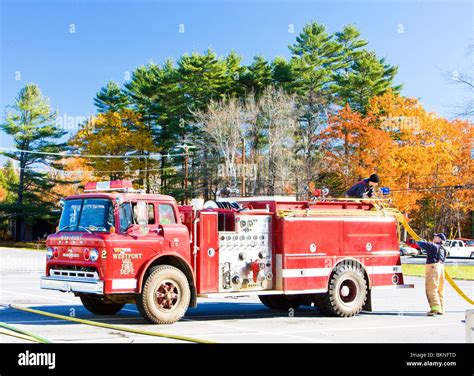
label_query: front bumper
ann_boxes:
[40,276,104,294]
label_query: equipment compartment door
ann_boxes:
[281,218,341,292]
[342,217,397,256]
[196,212,219,294]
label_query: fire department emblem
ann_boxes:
[120,259,135,275]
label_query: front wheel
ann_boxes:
[80,296,125,315]
[316,263,367,317]
[137,265,190,324]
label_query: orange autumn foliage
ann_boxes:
[321,90,473,232]
[49,157,98,200]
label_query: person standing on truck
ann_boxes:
[417,233,447,316]
[346,174,379,198]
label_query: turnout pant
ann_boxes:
[425,262,445,312]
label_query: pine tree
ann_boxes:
[0,84,66,240]
[333,50,401,113]
[124,63,167,191]
[224,50,246,97]
[289,21,343,97]
[241,55,273,97]
[94,81,130,113]
[271,57,294,92]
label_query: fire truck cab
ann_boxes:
[41,180,413,324]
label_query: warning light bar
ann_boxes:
[84,180,133,192]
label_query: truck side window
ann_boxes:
[159,204,176,224]
[119,203,134,232]
[148,204,156,224]
[131,202,155,224]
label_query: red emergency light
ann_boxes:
[84,180,133,192]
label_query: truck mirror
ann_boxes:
[136,201,148,226]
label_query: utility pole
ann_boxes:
[241,138,246,197]
[176,144,195,204]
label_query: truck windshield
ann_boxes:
[59,198,114,232]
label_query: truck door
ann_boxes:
[196,211,219,294]
[156,203,189,256]
[110,201,162,291]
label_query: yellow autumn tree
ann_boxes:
[71,110,158,191]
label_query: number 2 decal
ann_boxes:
[101,250,107,259]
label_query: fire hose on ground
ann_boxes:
[5,304,215,344]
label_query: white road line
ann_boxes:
[1,289,78,303]
[1,289,140,314]
[122,308,139,313]
[182,318,258,332]
[182,317,332,343]
[275,321,462,336]
[182,311,312,319]
[5,317,144,324]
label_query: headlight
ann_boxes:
[89,248,99,262]
[46,247,53,260]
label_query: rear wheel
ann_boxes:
[258,295,301,310]
[137,265,190,324]
[316,263,367,317]
[80,296,125,315]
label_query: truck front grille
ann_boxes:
[50,268,98,279]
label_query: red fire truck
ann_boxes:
[41,180,413,324]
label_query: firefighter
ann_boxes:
[417,233,447,316]
[346,174,379,198]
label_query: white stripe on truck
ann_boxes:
[281,265,402,278]
[112,278,137,289]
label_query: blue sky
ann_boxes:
[1,0,473,152]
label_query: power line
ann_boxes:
[11,166,184,174]
[0,147,193,160]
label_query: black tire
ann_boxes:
[258,295,301,310]
[316,263,368,317]
[136,265,190,324]
[470,252,474,259]
[80,295,125,315]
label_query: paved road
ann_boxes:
[1,248,472,343]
